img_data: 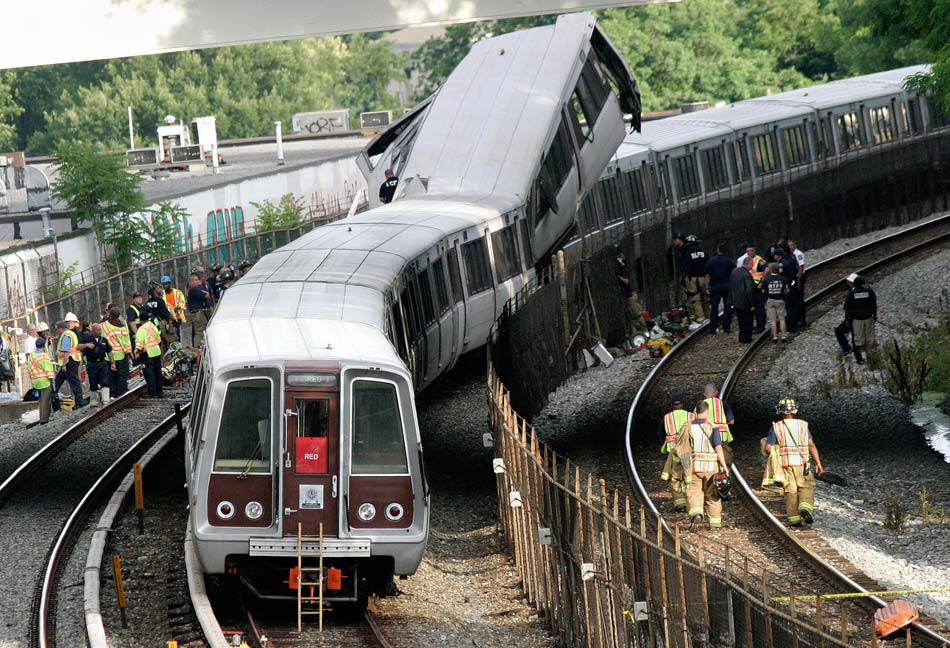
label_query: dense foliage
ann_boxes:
[1,0,947,154]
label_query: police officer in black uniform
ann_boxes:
[80,322,112,405]
[704,243,735,334]
[379,169,399,204]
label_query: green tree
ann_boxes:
[148,202,189,261]
[252,194,305,232]
[52,142,148,273]
[0,71,23,150]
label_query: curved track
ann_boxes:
[624,214,950,646]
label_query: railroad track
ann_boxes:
[624,214,950,647]
[246,607,394,648]
[0,380,189,648]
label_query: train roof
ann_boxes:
[400,12,596,202]
[613,65,930,155]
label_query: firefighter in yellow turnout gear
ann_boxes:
[659,392,694,513]
[765,399,824,526]
[677,400,730,528]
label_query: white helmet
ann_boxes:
[64,312,79,323]
[37,322,50,332]
[845,273,859,284]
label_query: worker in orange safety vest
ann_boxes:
[765,398,824,527]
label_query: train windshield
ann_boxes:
[213,378,272,473]
[351,379,409,475]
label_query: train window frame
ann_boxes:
[349,377,410,476]
[734,137,752,181]
[389,298,409,362]
[540,118,575,200]
[569,92,591,143]
[519,220,533,271]
[445,247,464,303]
[461,238,493,295]
[189,365,211,467]
[781,125,810,167]
[398,284,419,338]
[431,257,450,314]
[868,105,895,144]
[417,267,436,326]
[821,115,836,156]
[211,376,274,475]
[671,153,700,199]
[926,95,949,128]
[700,146,729,191]
[491,225,521,283]
[907,98,923,133]
[836,111,865,151]
[750,132,779,175]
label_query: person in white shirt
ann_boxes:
[23,324,38,355]
[787,240,807,329]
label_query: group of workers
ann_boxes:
[659,386,824,529]
[666,235,807,343]
[23,259,252,425]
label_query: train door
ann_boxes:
[283,389,339,537]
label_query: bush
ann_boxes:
[252,194,305,232]
[880,338,930,404]
[883,490,908,532]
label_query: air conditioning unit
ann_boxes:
[127,148,160,167]
[360,111,392,130]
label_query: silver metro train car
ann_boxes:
[185,12,640,602]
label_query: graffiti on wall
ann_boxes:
[151,210,194,255]
[206,205,245,263]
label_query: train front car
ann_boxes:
[187,309,427,604]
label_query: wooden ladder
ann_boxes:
[296,522,325,632]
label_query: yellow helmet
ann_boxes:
[776,398,798,414]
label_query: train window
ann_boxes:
[297,399,330,441]
[569,92,591,142]
[750,133,779,175]
[491,225,521,283]
[417,268,436,326]
[462,238,492,295]
[540,119,574,196]
[570,52,611,143]
[781,125,809,167]
[906,98,923,133]
[626,168,649,211]
[351,380,409,475]
[431,258,450,314]
[389,301,409,362]
[672,154,700,199]
[399,286,419,337]
[928,96,950,128]
[519,220,532,270]
[701,147,729,191]
[213,378,272,473]
[189,368,210,464]
[445,249,463,302]
[869,106,895,144]
[821,115,836,156]
[836,112,864,150]
[735,137,751,180]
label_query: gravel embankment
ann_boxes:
[733,218,950,626]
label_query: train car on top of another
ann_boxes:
[186,11,641,605]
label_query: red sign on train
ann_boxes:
[295,437,328,473]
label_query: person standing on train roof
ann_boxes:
[101,306,132,398]
[28,337,56,424]
[659,391,693,513]
[765,398,823,526]
[379,169,399,204]
[135,306,164,398]
[704,243,735,335]
[730,257,756,343]
[679,400,729,529]
[684,235,710,327]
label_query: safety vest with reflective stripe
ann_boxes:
[661,409,693,453]
[750,256,767,285]
[128,304,141,325]
[689,421,718,474]
[101,320,132,359]
[772,419,811,467]
[59,329,82,363]
[704,396,733,443]
[164,288,188,322]
[135,321,163,358]
[29,351,55,389]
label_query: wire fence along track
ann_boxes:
[34,403,190,648]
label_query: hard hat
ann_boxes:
[210,263,222,271]
[714,472,732,501]
[37,322,49,332]
[64,312,79,323]
[161,275,172,284]
[685,234,699,243]
[846,273,859,283]
[239,259,253,269]
[776,398,799,414]
[219,269,235,282]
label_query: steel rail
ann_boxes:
[35,402,191,648]
[719,227,950,647]
[364,609,396,648]
[0,383,145,506]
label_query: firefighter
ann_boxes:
[162,275,187,342]
[683,235,709,326]
[659,392,693,512]
[680,400,730,528]
[703,382,735,456]
[134,307,164,398]
[765,398,824,526]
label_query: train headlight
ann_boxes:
[216,501,235,520]
[385,503,404,522]
[358,502,376,521]
[245,501,264,520]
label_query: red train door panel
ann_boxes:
[283,394,338,537]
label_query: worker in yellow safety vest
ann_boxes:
[740,243,768,333]
[101,306,133,398]
[135,307,164,398]
[659,392,693,512]
[29,337,56,424]
[765,398,824,527]
[702,382,736,457]
[679,400,730,529]
[162,275,187,343]
[53,313,90,408]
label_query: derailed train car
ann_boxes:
[186,12,641,603]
